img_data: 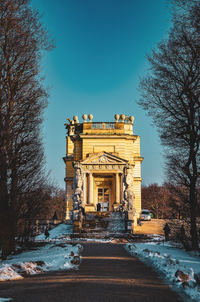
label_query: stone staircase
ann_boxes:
[80,212,126,237]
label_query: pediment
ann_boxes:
[81,152,128,165]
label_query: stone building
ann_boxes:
[63,114,143,228]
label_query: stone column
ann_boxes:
[122,171,125,202]
[88,172,93,204]
[83,173,87,205]
[115,173,120,204]
[120,173,123,203]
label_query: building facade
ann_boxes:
[63,114,143,224]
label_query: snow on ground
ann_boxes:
[0,298,12,301]
[0,265,23,281]
[0,224,82,282]
[35,221,123,243]
[36,223,73,241]
[75,237,113,243]
[126,237,200,302]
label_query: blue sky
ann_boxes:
[31,0,172,188]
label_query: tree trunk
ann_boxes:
[0,135,11,259]
[156,201,159,219]
[190,182,198,250]
[0,139,16,259]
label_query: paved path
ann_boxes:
[0,243,183,302]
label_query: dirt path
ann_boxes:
[0,242,183,302]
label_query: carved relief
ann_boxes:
[81,164,124,172]
[99,155,108,162]
[81,152,128,165]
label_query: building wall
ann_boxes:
[66,136,74,155]
[133,180,142,219]
[134,162,141,178]
[81,136,139,162]
[65,181,73,219]
[74,139,82,160]
[65,161,73,178]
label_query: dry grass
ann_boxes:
[134,218,200,239]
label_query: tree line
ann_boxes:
[139,0,200,249]
[0,0,57,259]
[142,183,200,220]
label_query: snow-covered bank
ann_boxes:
[0,298,12,301]
[126,237,200,302]
[0,242,82,281]
[0,224,82,282]
[36,223,73,241]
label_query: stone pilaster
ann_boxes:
[115,173,120,204]
[83,173,87,205]
[88,172,93,204]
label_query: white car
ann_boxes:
[140,209,151,221]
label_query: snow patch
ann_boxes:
[126,241,200,302]
[17,261,44,275]
[0,242,82,282]
[0,265,23,281]
[36,223,73,241]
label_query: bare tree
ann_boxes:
[34,185,65,221]
[142,184,172,219]
[0,0,53,259]
[138,2,200,249]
